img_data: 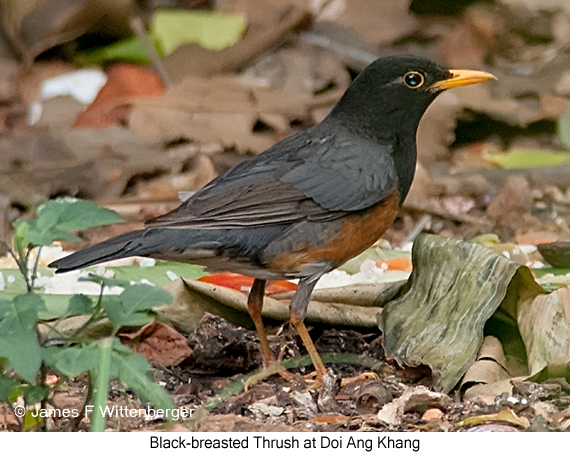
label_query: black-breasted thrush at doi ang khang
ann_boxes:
[50,55,496,388]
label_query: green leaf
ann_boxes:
[109,262,206,286]
[0,332,41,383]
[483,148,570,169]
[151,10,246,54]
[0,293,45,382]
[43,345,99,376]
[558,106,570,150]
[0,373,16,401]
[64,294,94,317]
[75,37,151,66]
[116,352,173,411]
[37,197,124,232]
[12,220,30,259]
[21,384,49,405]
[102,285,172,330]
[11,293,46,330]
[119,284,173,311]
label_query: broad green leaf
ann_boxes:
[37,197,123,232]
[21,384,49,405]
[12,293,46,329]
[117,352,173,411]
[151,10,246,55]
[64,294,94,317]
[103,300,154,329]
[43,345,99,376]
[0,293,45,382]
[0,331,41,383]
[558,106,570,150]
[119,284,173,311]
[483,148,570,169]
[102,284,171,330]
[108,262,206,287]
[0,373,15,401]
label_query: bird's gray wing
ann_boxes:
[146,131,398,229]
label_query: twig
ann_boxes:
[130,17,172,87]
[400,214,432,246]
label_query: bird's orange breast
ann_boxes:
[268,189,400,273]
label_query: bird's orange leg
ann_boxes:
[290,275,378,389]
[245,278,297,388]
[290,312,327,389]
[247,279,274,365]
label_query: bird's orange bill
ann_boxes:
[428,69,497,91]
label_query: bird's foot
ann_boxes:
[243,362,299,391]
[340,371,379,387]
[302,370,379,389]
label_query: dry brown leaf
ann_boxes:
[163,0,312,81]
[0,0,135,67]
[319,0,418,47]
[74,64,165,128]
[129,76,313,153]
[156,278,380,335]
[461,336,511,390]
[118,321,192,367]
[377,386,452,425]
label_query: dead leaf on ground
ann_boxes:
[118,321,192,367]
[377,386,452,425]
[318,0,418,48]
[0,0,135,67]
[455,407,530,430]
[163,0,312,81]
[156,278,382,335]
[379,234,537,393]
[74,64,165,128]
[129,75,314,153]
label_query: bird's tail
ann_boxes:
[49,230,146,273]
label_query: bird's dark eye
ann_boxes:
[403,71,425,89]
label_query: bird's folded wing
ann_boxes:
[146,133,398,229]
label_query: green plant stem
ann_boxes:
[9,249,31,292]
[69,285,106,341]
[91,337,113,432]
[29,245,43,291]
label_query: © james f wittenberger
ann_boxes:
[20,405,194,421]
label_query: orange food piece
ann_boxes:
[377,257,413,272]
[198,272,297,294]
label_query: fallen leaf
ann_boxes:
[151,10,247,54]
[129,75,312,153]
[119,320,192,366]
[456,408,530,430]
[377,386,452,425]
[74,64,165,128]
[380,234,540,392]
[484,148,570,169]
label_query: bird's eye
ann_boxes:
[403,71,425,89]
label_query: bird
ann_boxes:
[50,55,496,388]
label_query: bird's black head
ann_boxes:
[325,55,495,143]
